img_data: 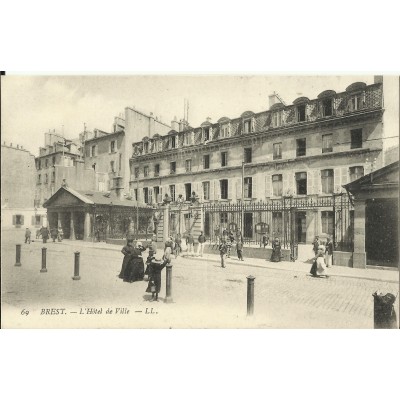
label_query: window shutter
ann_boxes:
[236,178,242,200]
[210,180,215,200]
[252,176,258,199]
[12,215,16,225]
[215,180,221,200]
[334,168,341,193]
[198,183,204,201]
[265,174,271,198]
[314,170,320,194]
[282,172,288,196]
[228,179,233,200]
[341,167,348,190]
[32,216,35,225]
[307,171,314,195]
[288,172,295,195]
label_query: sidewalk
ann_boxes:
[47,239,399,284]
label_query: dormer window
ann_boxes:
[169,136,176,149]
[184,132,193,146]
[322,99,333,116]
[272,111,282,127]
[220,123,230,138]
[203,127,210,142]
[349,93,365,111]
[297,104,306,122]
[243,119,252,133]
[143,142,149,153]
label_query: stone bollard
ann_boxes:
[72,251,81,280]
[164,262,173,303]
[246,275,255,316]
[40,247,47,273]
[15,244,22,266]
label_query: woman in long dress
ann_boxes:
[270,237,281,262]
[119,239,134,279]
[124,241,145,282]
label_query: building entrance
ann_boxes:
[295,212,307,243]
[366,198,398,267]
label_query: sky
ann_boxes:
[0,75,379,156]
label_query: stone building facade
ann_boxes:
[82,106,172,196]
[1,142,42,228]
[130,80,385,245]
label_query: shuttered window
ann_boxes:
[272,174,283,197]
[321,169,334,194]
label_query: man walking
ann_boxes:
[197,231,206,257]
[25,228,31,244]
[41,226,49,244]
[186,232,194,256]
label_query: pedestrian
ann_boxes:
[213,225,220,249]
[312,236,320,257]
[41,226,49,244]
[57,227,64,242]
[36,228,41,239]
[310,245,328,277]
[186,232,194,255]
[145,236,157,279]
[197,231,206,257]
[119,238,134,279]
[219,239,228,268]
[262,233,269,248]
[124,241,145,282]
[270,237,281,262]
[236,240,244,261]
[165,236,174,252]
[50,227,57,242]
[25,228,31,244]
[145,253,168,302]
[174,234,182,258]
[236,230,243,245]
[325,236,333,268]
[95,228,101,242]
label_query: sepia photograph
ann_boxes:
[1,74,399,329]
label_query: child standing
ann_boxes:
[146,254,168,302]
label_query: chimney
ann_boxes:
[374,75,383,84]
[149,112,155,137]
[268,92,281,109]
[171,116,179,131]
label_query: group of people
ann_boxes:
[310,236,334,278]
[119,236,170,302]
[218,230,245,268]
[25,226,64,244]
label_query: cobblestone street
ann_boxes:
[1,231,399,328]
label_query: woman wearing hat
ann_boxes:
[124,241,145,282]
[270,237,282,262]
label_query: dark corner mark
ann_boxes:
[0,71,5,76]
